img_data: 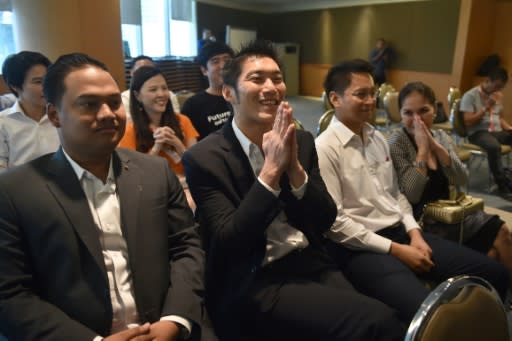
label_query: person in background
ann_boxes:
[184,40,404,341]
[388,81,512,276]
[369,38,392,86]
[0,52,214,340]
[460,67,512,199]
[121,55,180,121]
[315,59,508,325]
[181,42,234,140]
[197,28,216,52]
[0,93,15,111]
[0,51,59,172]
[118,65,198,210]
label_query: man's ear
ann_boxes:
[46,103,60,128]
[329,91,341,108]
[222,84,237,104]
[200,66,208,77]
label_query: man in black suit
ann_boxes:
[183,40,404,341]
[0,53,214,341]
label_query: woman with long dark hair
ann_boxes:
[119,66,198,208]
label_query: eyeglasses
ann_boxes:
[350,89,379,101]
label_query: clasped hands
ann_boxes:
[151,126,186,157]
[104,320,180,341]
[259,101,305,190]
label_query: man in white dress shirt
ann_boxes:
[315,59,509,324]
[0,51,59,172]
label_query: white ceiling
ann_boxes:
[197,0,430,13]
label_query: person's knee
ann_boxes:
[364,304,405,341]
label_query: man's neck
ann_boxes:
[18,100,45,121]
[206,86,223,96]
[66,149,112,183]
[234,116,270,148]
[339,116,364,139]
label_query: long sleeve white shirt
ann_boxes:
[0,101,60,172]
[315,116,419,254]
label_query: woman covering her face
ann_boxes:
[118,66,198,209]
[388,81,512,274]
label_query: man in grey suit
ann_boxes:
[0,53,213,341]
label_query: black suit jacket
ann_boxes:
[183,122,336,340]
[0,148,213,340]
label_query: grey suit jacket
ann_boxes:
[0,147,212,340]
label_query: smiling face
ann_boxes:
[202,52,232,89]
[48,65,126,161]
[15,64,47,109]
[330,72,376,132]
[224,56,285,130]
[400,90,436,134]
[134,74,169,116]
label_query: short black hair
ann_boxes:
[43,52,108,107]
[196,41,234,67]
[130,55,154,70]
[398,81,436,110]
[1,51,51,97]
[487,67,509,83]
[222,40,281,91]
[323,59,374,96]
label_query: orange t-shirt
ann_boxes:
[118,113,199,175]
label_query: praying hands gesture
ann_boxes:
[413,116,451,171]
[260,101,305,190]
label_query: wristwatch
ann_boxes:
[413,160,427,169]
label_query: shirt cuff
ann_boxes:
[93,337,103,341]
[402,214,420,232]
[290,172,308,199]
[160,315,192,339]
[257,176,281,197]
[367,233,393,254]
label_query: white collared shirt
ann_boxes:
[62,150,191,338]
[231,119,309,265]
[315,115,419,254]
[0,101,60,172]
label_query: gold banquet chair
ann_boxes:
[382,91,401,130]
[405,275,509,341]
[316,109,334,136]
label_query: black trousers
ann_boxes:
[326,227,508,323]
[468,130,512,187]
[241,247,405,341]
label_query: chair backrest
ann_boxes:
[321,91,333,111]
[447,87,461,111]
[405,275,509,341]
[293,118,304,130]
[317,109,335,136]
[383,91,401,123]
[378,83,395,109]
[0,93,16,111]
[175,89,195,110]
[450,99,467,137]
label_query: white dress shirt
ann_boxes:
[0,101,60,172]
[121,89,181,122]
[315,115,419,254]
[231,119,309,265]
[62,150,191,339]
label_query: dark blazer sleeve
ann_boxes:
[283,130,337,235]
[159,162,206,324]
[0,178,99,340]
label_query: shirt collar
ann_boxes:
[2,100,50,122]
[330,114,375,147]
[62,148,115,183]
[232,118,254,159]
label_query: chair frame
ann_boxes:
[405,275,508,341]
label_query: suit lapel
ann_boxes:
[113,150,141,265]
[45,148,107,280]
[220,123,256,196]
